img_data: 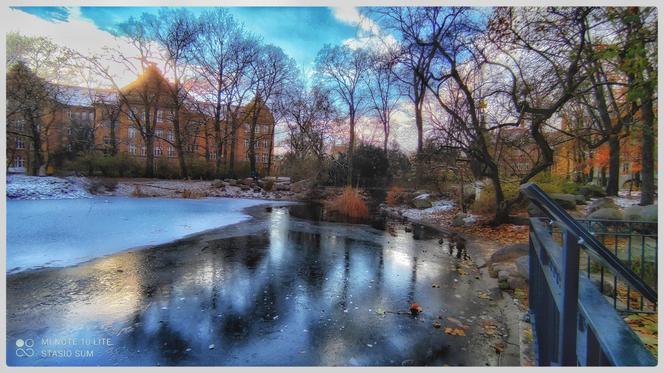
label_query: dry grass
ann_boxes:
[181,189,205,199]
[385,186,409,207]
[326,187,369,219]
[131,185,146,197]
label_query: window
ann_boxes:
[623,162,630,173]
[156,129,163,139]
[244,139,250,148]
[67,126,73,136]
[104,136,111,146]
[140,146,146,156]
[14,119,25,131]
[129,144,137,155]
[168,146,176,158]
[15,137,25,149]
[157,110,164,122]
[66,110,72,119]
[12,156,25,168]
[154,147,162,156]
[128,128,136,139]
[209,152,217,160]
[167,131,175,142]
[66,144,72,152]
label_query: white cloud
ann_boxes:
[6,7,144,87]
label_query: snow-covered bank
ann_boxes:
[382,199,456,221]
[6,197,283,273]
[6,175,92,200]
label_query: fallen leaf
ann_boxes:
[444,327,466,336]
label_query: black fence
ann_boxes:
[522,183,657,366]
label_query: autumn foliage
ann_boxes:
[385,186,410,207]
[326,187,369,219]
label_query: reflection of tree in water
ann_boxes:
[407,256,419,304]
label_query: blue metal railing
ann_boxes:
[521,183,657,366]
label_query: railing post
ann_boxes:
[559,230,580,366]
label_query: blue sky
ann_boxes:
[13,6,360,70]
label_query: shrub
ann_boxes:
[263,179,275,192]
[326,187,369,219]
[188,158,213,180]
[131,185,146,197]
[155,159,179,179]
[386,186,410,207]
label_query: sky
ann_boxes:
[6,6,419,152]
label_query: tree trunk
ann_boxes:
[639,81,655,205]
[347,109,356,186]
[605,134,620,196]
[248,107,260,180]
[228,121,237,178]
[109,118,118,156]
[29,118,43,176]
[490,173,509,225]
[172,112,189,179]
[145,134,155,178]
[266,122,276,176]
[414,98,424,187]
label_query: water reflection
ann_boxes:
[7,205,485,366]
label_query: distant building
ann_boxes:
[7,64,275,177]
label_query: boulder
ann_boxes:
[549,193,578,210]
[253,186,262,193]
[508,275,528,290]
[275,182,290,191]
[515,255,529,279]
[211,179,225,189]
[587,197,617,214]
[490,243,529,264]
[573,194,587,205]
[412,194,433,209]
[623,205,642,221]
[498,270,511,281]
[475,257,488,269]
[588,207,623,221]
[638,204,657,223]
[527,202,546,217]
[241,177,254,186]
[489,262,516,278]
[451,213,467,227]
[276,176,291,183]
[290,179,313,194]
[578,184,607,199]
[239,184,250,191]
[227,179,238,186]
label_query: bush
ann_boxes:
[263,179,275,191]
[181,189,205,199]
[326,187,369,219]
[385,186,410,207]
[282,153,327,183]
[131,185,147,197]
[188,158,213,180]
[155,159,179,179]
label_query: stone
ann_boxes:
[240,184,250,191]
[549,193,578,210]
[276,176,291,183]
[211,179,225,188]
[573,194,587,205]
[451,213,467,227]
[508,275,528,290]
[623,205,642,221]
[489,262,516,278]
[290,179,312,194]
[587,197,618,214]
[412,194,432,209]
[275,182,290,191]
[227,179,237,186]
[498,270,510,281]
[490,243,529,264]
[241,177,254,186]
[578,184,607,199]
[638,204,657,223]
[588,207,623,221]
[527,203,546,217]
[475,257,488,269]
[515,255,529,279]
[498,279,510,290]
[253,187,262,193]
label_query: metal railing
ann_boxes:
[521,183,657,366]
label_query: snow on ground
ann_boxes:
[6,175,91,200]
[612,190,643,208]
[6,196,280,273]
[383,199,456,221]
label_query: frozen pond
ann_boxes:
[6,197,275,272]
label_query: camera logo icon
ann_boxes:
[15,339,35,357]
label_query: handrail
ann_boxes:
[520,182,657,304]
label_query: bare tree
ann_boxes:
[315,44,371,185]
[364,49,401,153]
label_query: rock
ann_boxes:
[253,187,262,193]
[578,184,607,199]
[211,179,225,188]
[587,197,618,214]
[527,203,546,217]
[623,205,642,221]
[276,176,291,183]
[241,178,253,186]
[573,194,587,205]
[412,194,432,209]
[451,213,467,227]
[515,255,529,278]
[588,207,623,221]
[549,193,577,210]
[638,204,657,222]
[475,257,488,269]
[489,262,516,278]
[498,270,510,281]
[508,275,528,289]
[275,182,290,191]
[240,184,250,191]
[290,179,313,194]
[227,179,237,186]
[490,243,529,264]
[498,279,510,290]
